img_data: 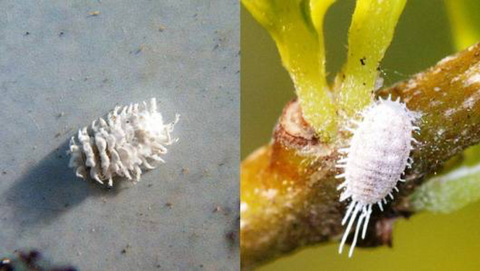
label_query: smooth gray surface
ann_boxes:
[0,1,239,270]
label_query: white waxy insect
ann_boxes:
[337,96,420,257]
[68,98,179,187]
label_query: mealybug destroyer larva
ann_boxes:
[68,98,179,186]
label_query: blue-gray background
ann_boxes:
[0,1,239,270]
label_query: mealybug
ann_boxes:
[68,98,179,186]
[336,96,419,257]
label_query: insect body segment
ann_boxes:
[337,96,419,257]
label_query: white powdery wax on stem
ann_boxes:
[68,98,179,186]
[336,96,420,257]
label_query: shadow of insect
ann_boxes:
[2,139,124,230]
